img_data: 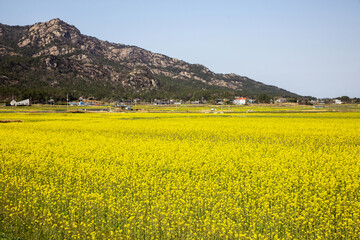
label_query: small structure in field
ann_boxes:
[10,99,30,106]
[48,99,55,105]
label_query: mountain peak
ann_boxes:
[17,18,81,48]
[42,18,76,30]
[48,18,64,23]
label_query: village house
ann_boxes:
[10,99,30,106]
[84,99,102,106]
[275,98,287,103]
[233,97,247,105]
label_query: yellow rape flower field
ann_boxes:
[0,111,359,239]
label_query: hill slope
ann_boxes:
[0,18,298,101]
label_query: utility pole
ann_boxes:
[67,93,69,111]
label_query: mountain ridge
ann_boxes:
[0,18,299,101]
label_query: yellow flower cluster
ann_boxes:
[0,112,359,239]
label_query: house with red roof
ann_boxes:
[233,97,247,105]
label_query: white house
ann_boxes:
[233,97,247,105]
[334,99,342,104]
[10,99,30,106]
[275,98,287,103]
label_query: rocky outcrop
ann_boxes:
[18,18,82,47]
[124,68,158,89]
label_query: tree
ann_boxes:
[287,98,298,103]
[256,94,271,103]
[339,96,350,103]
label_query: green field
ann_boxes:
[1,103,359,113]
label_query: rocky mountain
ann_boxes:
[0,18,298,101]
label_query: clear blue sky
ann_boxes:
[1,0,359,98]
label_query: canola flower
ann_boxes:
[0,112,359,239]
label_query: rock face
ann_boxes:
[0,18,298,100]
